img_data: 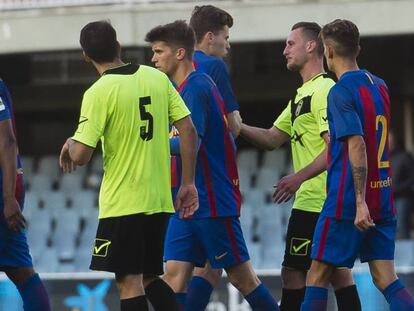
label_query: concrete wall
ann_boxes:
[0,0,414,54]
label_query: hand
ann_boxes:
[3,197,26,232]
[272,173,302,204]
[175,183,199,219]
[59,138,77,173]
[354,201,375,231]
[232,111,242,138]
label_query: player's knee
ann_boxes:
[281,267,306,288]
[330,269,355,290]
[306,261,333,287]
[227,269,260,295]
[194,268,223,286]
[5,267,35,286]
[162,270,187,293]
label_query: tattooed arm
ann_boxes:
[347,135,375,231]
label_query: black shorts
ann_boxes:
[282,209,320,271]
[90,212,170,275]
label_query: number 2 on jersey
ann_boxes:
[376,115,390,168]
[139,96,153,141]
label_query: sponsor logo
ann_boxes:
[92,239,111,257]
[290,238,311,256]
[214,252,228,260]
[370,177,392,189]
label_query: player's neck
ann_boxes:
[300,58,325,83]
[334,59,359,79]
[94,58,125,76]
[172,61,195,88]
[195,42,211,56]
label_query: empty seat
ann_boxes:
[22,191,39,222]
[237,149,258,173]
[243,189,266,208]
[20,155,35,181]
[29,174,53,193]
[37,155,60,181]
[59,174,83,193]
[55,207,81,236]
[255,167,280,193]
[53,231,77,261]
[261,149,287,173]
[395,240,414,266]
[35,247,59,272]
[39,191,68,219]
[70,190,97,218]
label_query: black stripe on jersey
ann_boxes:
[291,95,312,124]
[104,64,140,75]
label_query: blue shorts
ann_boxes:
[164,216,250,269]
[0,216,33,269]
[311,215,396,268]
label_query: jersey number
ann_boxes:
[376,115,390,168]
[139,96,153,141]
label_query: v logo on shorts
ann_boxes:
[290,238,311,256]
[214,252,228,260]
[93,239,111,257]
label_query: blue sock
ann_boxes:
[300,286,328,311]
[175,292,186,311]
[185,276,213,311]
[17,273,51,311]
[244,283,279,310]
[383,279,414,311]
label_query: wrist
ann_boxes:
[3,194,16,202]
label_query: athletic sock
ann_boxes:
[185,276,214,311]
[145,278,179,311]
[300,286,328,311]
[121,296,148,311]
[279,287,305,311]
[17,273,51,311]
[335,284,361,311]
[244,283,280,310]
[383,279,414,311]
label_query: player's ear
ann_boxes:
[306,40,317,53]
[325,44,334,59]
[176,47,186,61]
[206,31,215,44]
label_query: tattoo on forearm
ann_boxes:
[351,165,367,196]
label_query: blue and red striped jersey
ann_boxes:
[322,70,395,221]
[0,80,25,208]
[193,50,239,113]
[171,71,241,218]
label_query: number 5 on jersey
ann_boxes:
[139,96,153,141]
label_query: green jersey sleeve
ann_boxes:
[273,102,292,136]
[168,80,190,124]
[72,89,108,148]
[311,80,333,135]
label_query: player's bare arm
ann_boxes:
[347,135,374,231]
[227,111,241,138]
[273,132,329,203]
[172,116,199,219]
[240,123,289,150]
[0,119,25,232]
[59,138,94,172]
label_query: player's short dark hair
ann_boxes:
[291,22,324,56]
[321,19,360,58]
[145,20,195,60]
[80,20,119,63]
[190,5,233,43]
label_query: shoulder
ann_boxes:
[313,75,336,95]
[185,73,213,96]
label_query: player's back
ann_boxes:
[193,50,239,113]
[77,64,181,218]
[176,71,241,218]
[325,69,394,221]
[0,79,24,209]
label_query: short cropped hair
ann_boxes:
[80,20,119,63]
[321,19,360,58]
[291,22,324,56]
[145,20,195,60]
[189,5,233,43]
